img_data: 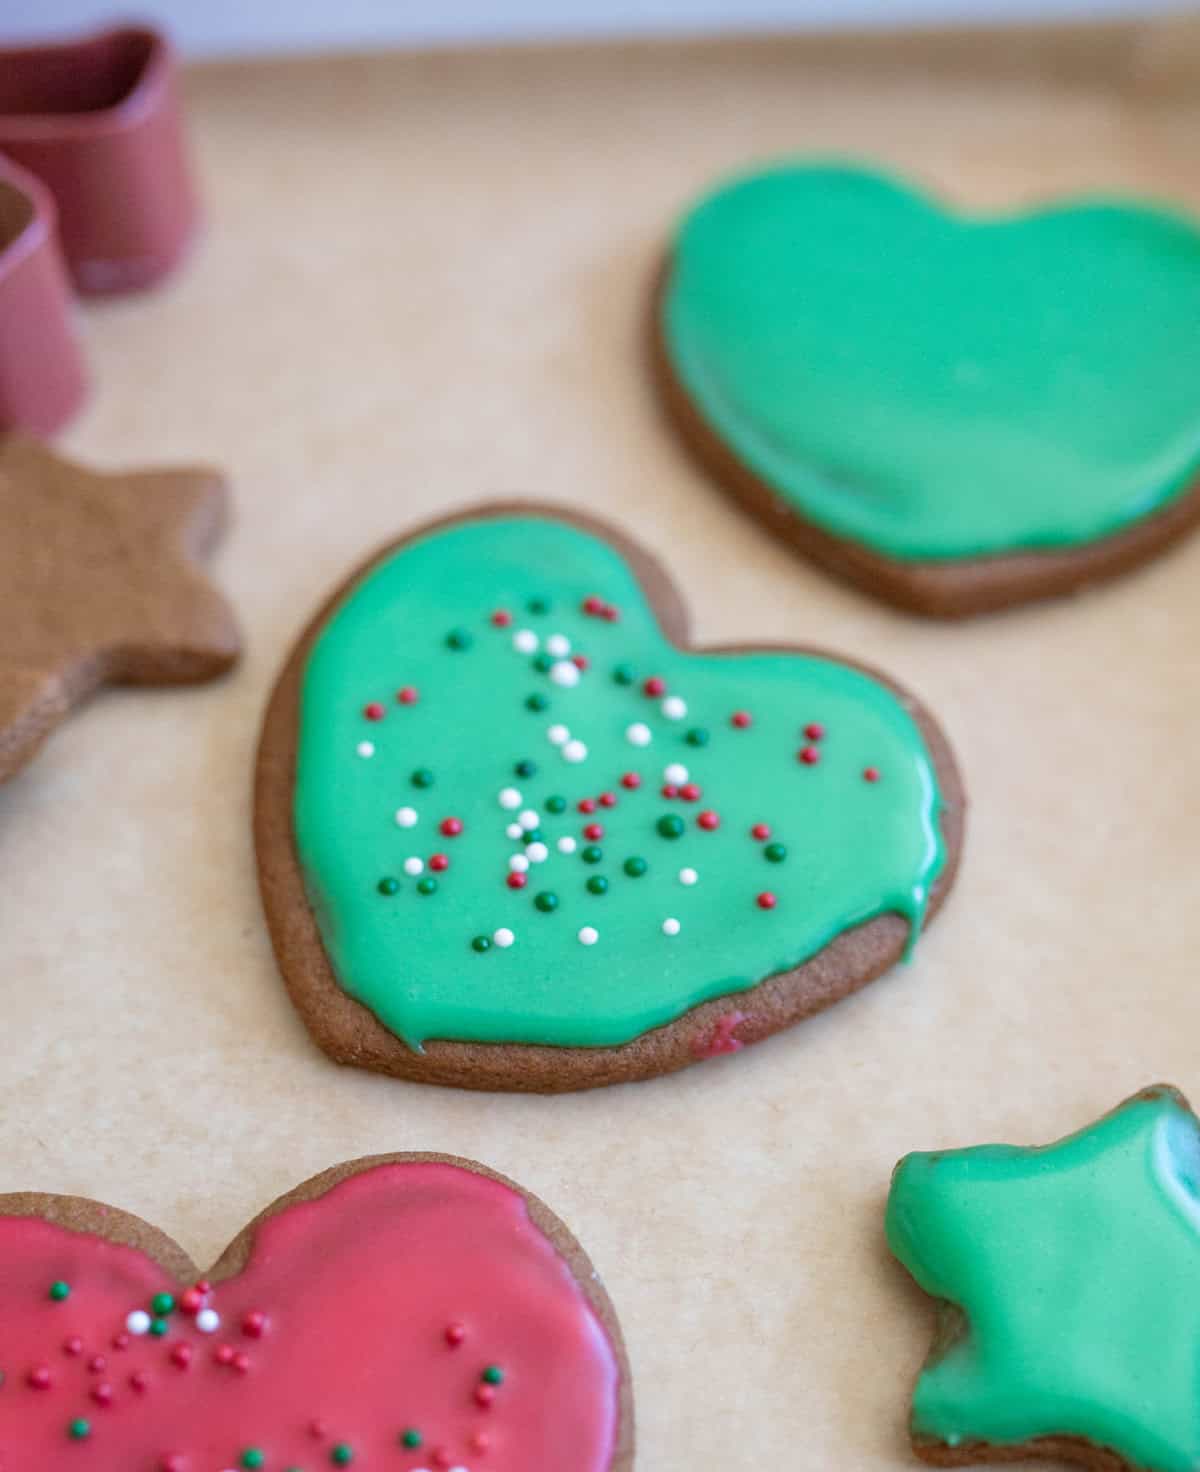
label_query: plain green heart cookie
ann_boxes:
[272,511,957,1061]
[661,162,1200,563]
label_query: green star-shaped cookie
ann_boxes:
[887,1086,1200,1472]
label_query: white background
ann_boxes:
[0,0,1179,59]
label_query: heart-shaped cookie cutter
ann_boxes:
[0,24,199,294]
[0,153,85,435]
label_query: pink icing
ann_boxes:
[694,1011,746,1059]
[0,1162,620,1469]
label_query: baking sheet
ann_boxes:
[3,31,1199,1468]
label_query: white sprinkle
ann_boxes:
[395,806,418,828]
[626,722,652,747]
[662,917,681,936]
[663,762,689,785]
[195,1308,220,1334]
[679,867,698,886]
[356,740,375,758]
[506,821,524,840]
[526,841,549,863]
[550,660,580,688]
[498,786,522,810]
[546,633,571,657]
[513,629,538,654]
[557,836,578,855]
[662,695,687,720]
[403,856,424,876]
[563,739,588,763]
[493,928,514,948]
[509,853,530,873]
[518,809,540,831]
[126,1310,151,1336]
[578,926,599,946]
[547,723,570,746]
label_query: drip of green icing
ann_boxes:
[663,162,1200,561]
[887,1087,1200,1472]
[293,516,946,1049]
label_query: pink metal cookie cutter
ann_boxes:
[0,24,201,433]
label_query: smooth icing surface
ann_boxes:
[0,1162,620,1468]
[292,516,947,1049]
[662,163,1200,561]
[887,1086,1200,1472]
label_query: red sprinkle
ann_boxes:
[757,891,777,910]
[731,710,752,728]
[129,1371,149,1392]
[490,609,513,627]
[679,782,701,802]
[471,1431,491,1453]
[111,1334,130,1352]
[600,603,620,622]
[162,1456,186,1472]
[429,853,450,872]
[572,653,589,670]
[506,872,527,890]
[170,1344,192,1369]
[751,823,771,841]
[214,1345,234,1366]
[91,1382,113,1406]
[804,722,825,741]
[27,1366,51,1389]
[661,784,678,799]
[864,766,881,783]
[180,1287,204,1315]
[798,746,821,765]
[620,771,641,790]
[396,686,418,705]
[242,1311,267,1339]
[88,1356,106,1374]
[445,1322,466,1347]
[694,1010,747,1059]
[475,1384,497,1409]
[583,822,604,841]
[232,1352,250,1374]
[63,1337,83,1357]
[363,701,385,721]
[578,798,597,814]
[582,595,605,615]
[432,1449,454,1470]
[309,1418,328,1439]
[642,676,666,697]
[439,817,464,837]
[195,1281,211,1295]
[598,791,617,808]
[697,810,720,831]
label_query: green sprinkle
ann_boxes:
[623,856,647,877]
[411,767,434,788]
[527,596,550,615]
[416,876,438,896]
[48,1280,70,1302]
[446,627,473,650]
[521,829,543,846]
[331,1445,354,1466]
[612,663,635,686]
[68,1419,90,1440]
[765,842,787,863]
[545,794,567,814]
[401,1428,423,1449]
[586,875,609,895]
[482,1364,505,1385]
[685,727,710,747]
[514,759,537,778]
[525,692,549,712]
[581,845,603,864]
[471,935,492,953]
[241,1452,265,1470]
[532,652,553,673]
[657,815,685,839]
[151,1292,175,1316]
[377,876,400,896]
[149,1318,168,1337]
[534,891,559,913]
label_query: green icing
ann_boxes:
[663,163,1200,561]
[293,516,946,1049]
[887,1087,1200,1472]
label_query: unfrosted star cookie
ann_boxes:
[0,435,240,783]
[888,1085,1200,1471]
[255,505,964,1091]
[654,163,1200,617]
[0,1153,631,1469]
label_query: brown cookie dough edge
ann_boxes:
[254,501,965,1092]
[0,1154,634,1471]
[912,1431,1134,1471]
[649,260,1200,619]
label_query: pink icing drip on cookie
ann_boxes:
[694,1011,746,1059]
[0,1163,620,1469]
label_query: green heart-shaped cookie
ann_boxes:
[657,163,1200,615]
[256,508,963,1090]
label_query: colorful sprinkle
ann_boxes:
[557,835,578,855]
[550,660,580,688]
[48,1281,70,1302]
[528,596,550,615]
[445,628,473,650]
[598,791,617,808]
[562,739,588,763]
[377,875,400,895]
[586,876,609,895]
[490,609,512,627]
[679,782,701,802]
[751,823,771,841]
[514,759,537,778]
[583,822,604,841]
[642,676,666,697]
[864,766,881,782]
[545,794,567,814]
[765,842,787,863]
[482,1364,505,1385]
[493,928,515,948]
[626,722,652,747]
[356,740,375,759]
[397,686,419,705]
[395,806,418,828]
[429,853,450,872]
[679,867,698,885]
[526,842,549,863]
[546,633,571,657]
[547,724,569,746]
[196,1309,220,1334]
[663,696,688,721]
[518,808,540,831]
[534,891,559,912]
[411,767,434,788]
[623,856,647,877]
[581,845,603,864]
[663,762,688,785]
[532,652,553,673]
[68,1418,90,1440]
[403,857,424,876]
[507,872,527,890]
[804,721,825,741]
[662,917,681,936]
[798,746,820,765]
[578,926,599,946]
[620,771,642,789]
[126,1311,151,1336]
[657,815,685,839]
[685,727,709,746]
[509,854,530,873]
[471,935,491,952]
[731,710,752,728]
[401,1429,424,1449]
[364,702,385,721]
[612,663,635,685]
[757,891,778,910]
[439,817,464,837]
[513,629,538,654]
[330,1444,354,1465]
[525,692,549,711]
[697,810,720,831]
[499,786,522,809]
